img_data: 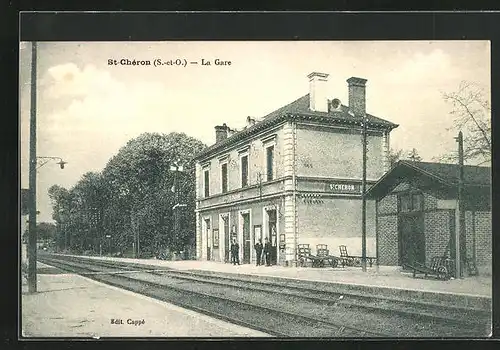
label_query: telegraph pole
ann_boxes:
[361,114,368,272]
[456,131,465,278]
[28,41,38,293]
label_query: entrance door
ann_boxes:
[399,213,425,266]
[242,213,250,264]
[267,210,278,265]
[223,216,230,263]
[205,219,211,261]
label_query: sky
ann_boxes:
[19,41,491,223]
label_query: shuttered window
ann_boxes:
[221,163,228,193]
[266,145,274,181]
[241,155,248,188]
[204,170,210,197]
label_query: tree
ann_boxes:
[388,148,423,168]
[48,132,206,258]
[437,81,491,165]
[100,132,205,256]
[406,148,422,162]
[388,148,403,168]
[36,222,57,241]
[48,184,72,250]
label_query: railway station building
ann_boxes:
[365,160,492,275]
[194,72,398,266]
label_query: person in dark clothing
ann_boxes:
[230,238,240,265]
[254,239,263,266]
[263,237,272,266]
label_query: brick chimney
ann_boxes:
[347,77,367,117]
[307,72,329,112]
[215,123,228,143]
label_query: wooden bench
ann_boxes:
[338,245,377,267]
[405,256,453,281]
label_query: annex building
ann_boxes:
[366,160,492,275]
[194,72,398,266]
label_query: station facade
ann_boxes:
[194,72,398,266]
[366,160,492,275]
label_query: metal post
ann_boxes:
[28,41,38,293]
[171,162,185,253]
[361,114,367,272]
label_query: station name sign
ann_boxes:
[324,182,361,194]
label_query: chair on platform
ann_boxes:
[297,244,312,267]
[315,244,339,268]
[338,245,377,267]
[297,244,327,268]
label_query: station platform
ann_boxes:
[72,254,492,299]
[21,262,271,338]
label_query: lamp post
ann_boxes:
[106,235,112,255]
[27,41,38,293]
[170,160,185,252]
[36,156,67,170]
[26,45,69,291]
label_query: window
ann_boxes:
[221,163,228,193]
[241,154,248,188]
[398,192,423,212]
[204,169,210,197]
[412,193,423,211]
[266,145,274,181]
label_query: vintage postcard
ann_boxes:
[19,39,492,339]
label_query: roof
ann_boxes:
[195,94,398,160]
[261,94,396,127]
[366,160,491,199]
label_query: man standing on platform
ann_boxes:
[230,238,240,265]
[264,237,272,266]
[254,239,263,266]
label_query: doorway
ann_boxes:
[222,215,230,263]
[204,218,211,261]
[266,209,278,265]
[398,213,425,266]
[241,213,251,264]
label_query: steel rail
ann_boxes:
[45,254,489,327]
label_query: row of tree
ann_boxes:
[48,132,206,258]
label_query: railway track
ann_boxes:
[38,254,491,338]
[38,255,386,337]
